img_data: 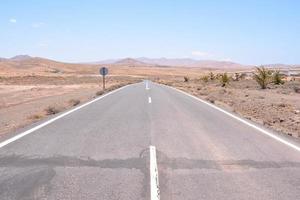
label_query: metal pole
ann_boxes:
[103,75,105,91]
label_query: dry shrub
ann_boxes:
[96,90,105,96]
[108,84,122,91]
[45,106,61,115]
[28,114,43,120]
[201,75,209,83]
[233,73,241,81]
[206,96,215,104]
[69,99,81,106]
[209,72,215,80]
[184,76,189,82]
[96,84,124,96]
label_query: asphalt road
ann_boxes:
[0,81,300,200]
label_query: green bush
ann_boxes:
[273,70,284,85]
[220,73,230,87]
[209,72,215,80]
[253,66,272,89]
[200,75,209,83]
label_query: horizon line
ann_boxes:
[1,54,300,66]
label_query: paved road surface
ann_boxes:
[0,81,300,200]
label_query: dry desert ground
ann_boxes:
[1,56,300,140]
[157,73,300,138]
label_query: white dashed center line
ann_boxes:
[148,97,152,104]
[150,146,160,200]
[145,81,150,90]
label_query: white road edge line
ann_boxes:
[148,97,152,104]
[0,84,133,149]
[164,84,300,152]
[150,145,160,200]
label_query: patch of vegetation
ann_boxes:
[95,82,134,97]
[272,70,284,85]
[216,73,222,80]
[219,73,230,87]
[209,72,215,80]
[184,76,189,82]
[253,66,272,89]
[233,73,241,81]
[45,106,61,115]
[28,114,44,120]
[69,99,81,106]
[200,75,209,83]
[206,97,215,104]
[108,84,124,91]
[96,90,105,96]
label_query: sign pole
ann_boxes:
[103,75,105,91]
[99,67,108,91]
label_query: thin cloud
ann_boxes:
[32,22,45,28]
[37,42,49,48]
[191,50,231,61]
[191,51,210,57]
[221,58,232,62]
[9,18,17,23]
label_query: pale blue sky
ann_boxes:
[1,0,300,64]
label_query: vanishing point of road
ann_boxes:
[0,81,300,200]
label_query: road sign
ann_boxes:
[100,67,108,76]
[99,67,108,90]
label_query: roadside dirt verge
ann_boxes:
[158,77,300,138]
[0,75,141,138]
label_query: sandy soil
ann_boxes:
[157,77,300,138]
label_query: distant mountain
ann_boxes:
[107,57,246,69]
[90,59,119,65]
[189,60,246,69]
[93,57,247,69]
[0,57,7,62]
[113,58,152,66]
[0,55,99,76]
[136,57,247,69]
[10,55,32,61]
[136,57,200,67]
[1,55,299,77]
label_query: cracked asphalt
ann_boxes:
[0,81,300,200]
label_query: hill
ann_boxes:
[114,58,151,66]
[0,55,98,76]
[10,55,32,61]
[98,57,249,69]
[1,55,300,77]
